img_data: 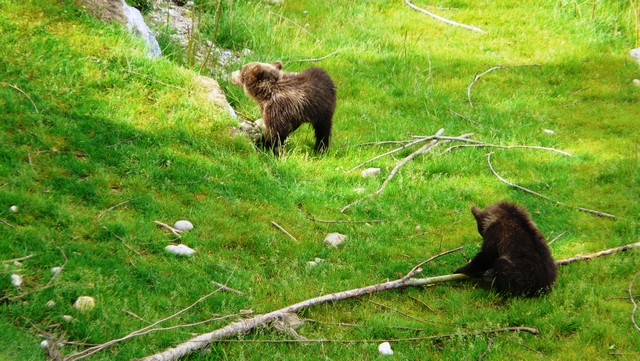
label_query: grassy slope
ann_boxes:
[1,0,639,360]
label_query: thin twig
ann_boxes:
[629,272,640,333]
[153,221,183,237]
[402,246,464,281]
[404,0,486,33]
[1,82,39,113]
[477,338,494,361]
[486,152,616,218]
[467,64,540,107]
[0,219,15,228]
[269,11,320,42]
[287,50,339,64]
[2,254,35,263]
[341,129,445,213]
[270,221,299,242]
[96,199,131,219]
[408,295,436,313]
[547,230,568,246]
[368,300,432,326]
[43,248,68,289]
[346,137,432,174]
[443,143,572,157]
[122,309,150,323]
[211,280,245,295]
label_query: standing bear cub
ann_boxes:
[231,61,336,156]
[454,201,557,297]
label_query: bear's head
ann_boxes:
[231,61,284,99]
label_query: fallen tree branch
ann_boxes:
[341,129,445,213]
[554,242,640,266]
[486,152,616,218]
[96,199,131,219]
[2,254,35,263]
[404,0,486,34]
[630,272,640,333]
[153,221,183,238]
[466,64,540,107]
[270,221,299,242]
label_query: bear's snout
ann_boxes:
[231,70,242,86]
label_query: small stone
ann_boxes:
[633,79,640,87]
[314,257,323,263]
[165,244,196,256]
[378,341,394,355]
[11,274,22,287]
[73,296,95,312]
[51,267,62,275]
[46,300,56,308]
[62,315,73,322]
[307,261,317,267]
[361,168,381,177]
[543,129,555,135]
[324,233,347,247]
[39,340,49,349]
[173,220,193,231]
[630,48,640,64]
[9,205,18,213]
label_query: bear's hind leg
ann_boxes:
[312,120,332,153]
[454,249,495,277]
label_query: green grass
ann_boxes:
[1,0,640,360]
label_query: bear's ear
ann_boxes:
[272,61,283,70]
[471,205,484,222]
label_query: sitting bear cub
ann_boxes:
[231,61,336,156]
[454,201,557,297]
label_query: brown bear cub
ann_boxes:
[453,201,557,297]
[231,61,336,156]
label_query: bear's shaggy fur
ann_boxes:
[231,61,336,155]
[454,201,557,297]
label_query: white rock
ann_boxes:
[631,48,640,64]
[46,300,56,308]
[10,274,22,287]
[51,266,62,275]
[314,257,323,263]
[324,233,347,247]
[165,244,196,256]
[543,129,555,135]
[378,341,394,355]
[173,220,193,231]
[40,340,49,349]
[361,168,381,177]
[9,205,18,212]
[73,296,96,312]
[306,261,317,267]
[633,79,640,87]
[62,315,73,322]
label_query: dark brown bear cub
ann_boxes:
[454,201,557,297]
[231,61,336,156]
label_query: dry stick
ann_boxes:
[404,0,486,34]
[270,221,299,242]
[0,219,15,228]
[467,65,540,107]
[43,248,68,289]
[629,272,640,333]
[137,242,640,361]
[2,254,35,263]
[122,309,150,324]
[346,137,433,174]
[547,230,568,246]
[477,337,494,361]
[486,152,616,218]
[63,287,225,361]
[368,300,433,326]
[287,50,339,64]
[341,129,445,213]
[211,280,245,295]
[443,143,572,157]
[96,200,131,219]
[1,82,39,113]
[153,221,183,238]
[306,215,384,224]
[401,246,464,281]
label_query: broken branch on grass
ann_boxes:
[404,0,487,34]
[96,200,131,219]
[136,241,639,361]
[555,242,640,266]
[443,143,572,157]
[630,272,640,333]
[467,64,540,107]
[401,246,464,281]
[341,129,446,213]
[287,50,339,64]
[547,230,568,246]
[153,221,183,238]
[2,254,35,263]
[0,219,15,228]
[271,221,299,242]
[478,337,494,361]
[1,82,39,113]
[211,280,245,295]
[486,152,616,218]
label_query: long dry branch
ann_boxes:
[486,152,616,218]
[467,64,540,107]
[404,0,486,33]
[137,242,640,361]
[630,272,640,333]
